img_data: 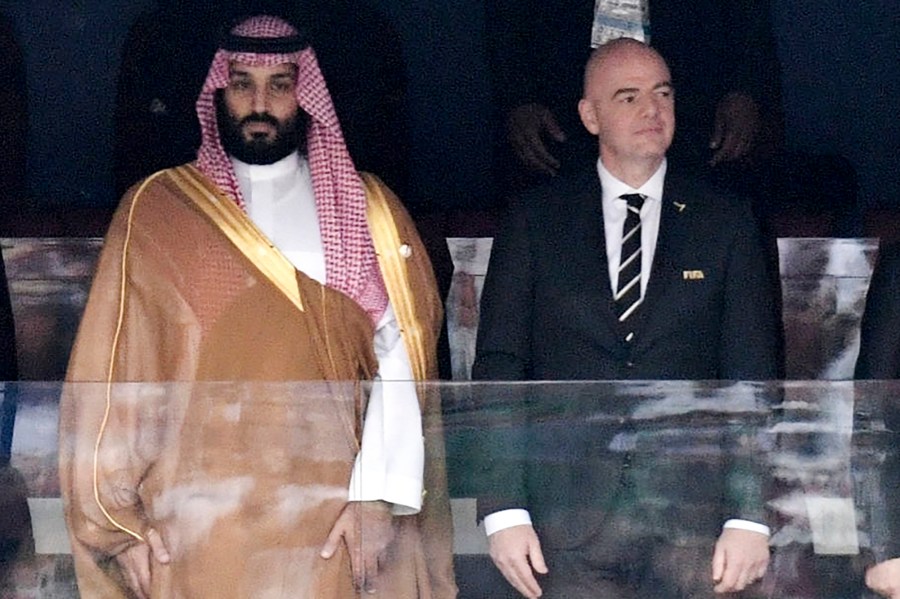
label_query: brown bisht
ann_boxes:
[59,165,456,598]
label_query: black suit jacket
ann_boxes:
[855,242,900,380]
[469,167,779,549]
[473,168,779,382]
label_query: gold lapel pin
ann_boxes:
[682,270,705,280]
[673,201,687,212]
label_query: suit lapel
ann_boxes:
[584,179,622,331]
[585,180,616,307]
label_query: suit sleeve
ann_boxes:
[469,201,534,517]
[855,243,900,379]
[716,201,780,525]
[472,200,534,381]
[718,200,780,380]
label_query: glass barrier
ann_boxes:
[2,380,898,598]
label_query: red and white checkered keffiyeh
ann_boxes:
[195,14,387,323]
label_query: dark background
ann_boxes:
[0,0,896,214]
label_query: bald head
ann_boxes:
[583,38,670,97]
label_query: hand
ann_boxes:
[708,92,760,166]
[866,558,900,598]
[507,103,566,176]
[488,524,548,598]
[711,528,769,593]
[114,528,170,599]
[320,501,396,593]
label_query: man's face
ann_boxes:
[578,45,675,177]
[218,61,305,164]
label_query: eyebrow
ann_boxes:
[612,87,639,99]
[611,81,673,99]
[227,66,298,79]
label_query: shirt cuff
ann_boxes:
[348,471,423,515]
[484,509,532,537]
[723,518,770,537]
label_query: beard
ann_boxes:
[215,91,309,165]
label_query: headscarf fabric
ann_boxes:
[195,14,387,323]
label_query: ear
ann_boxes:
[578,99,600,135]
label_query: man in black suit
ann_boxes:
[472,39,779,598]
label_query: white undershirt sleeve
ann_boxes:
[483,509,533,536]
[483,513,770,538]
[348,304,425,515]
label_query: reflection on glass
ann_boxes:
[5,382,899,596]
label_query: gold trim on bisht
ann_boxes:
[362,173,429,383]
[168,164,305,312]
[93,171,171,544]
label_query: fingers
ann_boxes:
[494,553,543,599]
[708,120,725,158]
[866,566,891,597]
[125,567,150,599]
[866,559,900,598]
[488,525,545,598]
[115,543,152,599]
[713,558,767,592]
[350,538,365,592]
[320,506,365,588]
[357,502,394,592]
[512,129,560,176]
[711,542,725,584]
[711,529,769,593]
[541,111,567,144]
[529,541,548,575]
[507,103,563,176]
[710,132,752,166]
[361,543,383,594]
[714,560,760,593]
[146,528,171,564]
[320,517,346,560]
[320,502,396,593]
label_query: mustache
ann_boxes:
[240,113,280,127]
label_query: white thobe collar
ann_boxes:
[230,151,326,283]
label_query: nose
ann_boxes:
[641,95,660,118]
[252,86,268,113]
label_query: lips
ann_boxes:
[244,122,276,135]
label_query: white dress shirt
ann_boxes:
[483,158,770,538]
[233,152,424,514]
[599,158,665,298]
